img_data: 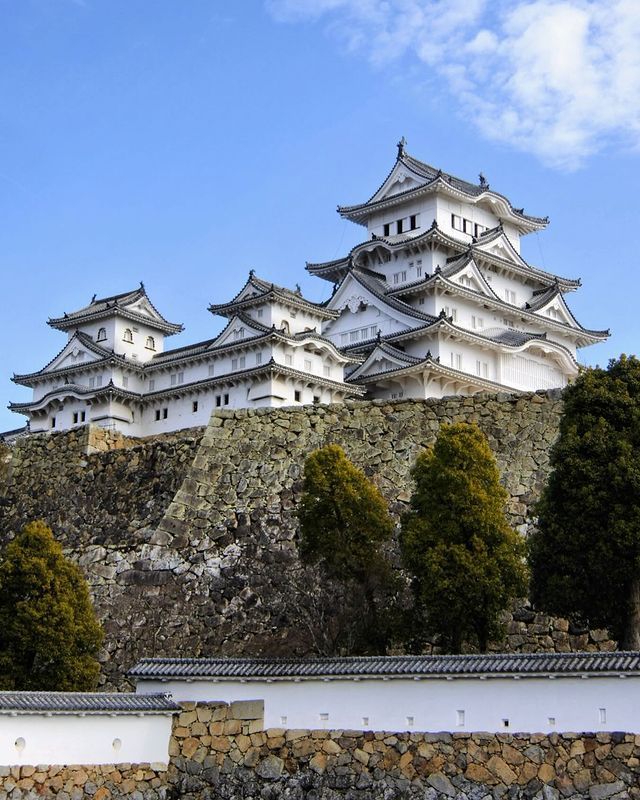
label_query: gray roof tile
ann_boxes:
[0,691,179,715]
[130,651,640,680]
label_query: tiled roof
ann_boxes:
[0,691,179,715]
[338,149,549,228]
[209,273,338,319]
[130,651,640,680]
[48,285,183,335]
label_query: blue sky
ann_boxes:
[1,0,638,432]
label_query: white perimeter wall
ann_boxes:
[136,676,640,734]
[0,714,173,767]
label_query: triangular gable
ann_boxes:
[41,334,106,375]
[210,315,270,350]
[369,160,429,205]
[532,292,581,329]
[348,343,421,381]
[125,295,171,327]
[325,272,430,331]
[444,258,499,300]
[473,229,528,268]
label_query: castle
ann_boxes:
[9,142,608,437]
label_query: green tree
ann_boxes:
[297,444,397,653]
[529,355,640,649]
[401,423,528,653]
[0,520,104,690]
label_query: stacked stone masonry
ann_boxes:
[0,392,615,688]
[2,702,638,799]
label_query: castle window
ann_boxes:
[281,321,290,334]
[383,223,391,236]
[122,376,129,388]
[452,214,463,231]
[410,214,419,230]
[149,379,155,390]
[155,409,161,421]
[396,219,403,234]
[503,318,514,328]
[502,719,510,729]
[476,360,489,378]
[73,412,79,424]
[89,377,95,389]
[341,333,348,345]
[285,354,293,366]
[599,708,607,724]
[97,327,107,342]
[416,265,422,278]
[294,390,301,402]
[472,315,484,329]
[504,289,516,304]
[304,359,312,371]
[444,306,458,322]
[163,408,168,419]
[313,395,320,404]
[475,223,487,237]
[51,416,56,428]
[256,352,262,365]
[215,395,221,407]
[223,393,229,405]
[145,336,155,350]
[450,352,462,370]
[192,401,198,413]
[457,710,465,726]
[238,357,245,369]
[463,219,474,235]
[323,365,331,378]
[233,328,245,341]
[257,308,263,318]
[208,364,215,376]
[123,328,133,343]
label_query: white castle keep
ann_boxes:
[9,143,608,437]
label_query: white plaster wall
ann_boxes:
[0,714,172,767]
[367,197,436,239]
[113,318,166,363]
[136,676,640,734]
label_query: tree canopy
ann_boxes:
[529,355,640,648]
[0,520,104,690]
[297,444,397,653]
[401,422,527,652]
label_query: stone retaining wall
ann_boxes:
[4,702,637,799]
[0,393,616,688]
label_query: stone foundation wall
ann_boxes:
[4,702,637,799]
[0,393,616,688]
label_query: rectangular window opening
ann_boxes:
[224,393,229,405]
[192,401,198,413]
[406,716,414,728]
[396,219,403,234]
[457,710,465,726]
[599,708,607,724]
[294,390,301,402]
[383,223,391,236]
[162,408,168,419]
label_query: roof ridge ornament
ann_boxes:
[479,173,489,189]
[397,136,407,158]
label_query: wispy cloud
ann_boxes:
[266,0,640,169]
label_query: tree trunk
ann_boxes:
[624,575,640,650]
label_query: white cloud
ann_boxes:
[266,0,640,169]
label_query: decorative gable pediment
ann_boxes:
[43,338,104,375]
[349,343,421,381]
[474,231,528,268]
[451,259,498,300]
[534,295,579,328]
[370,162,427,205]
[211,315,269,350]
